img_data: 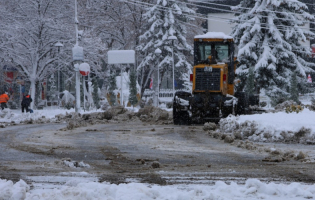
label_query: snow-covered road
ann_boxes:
[0,119,315,199]
[0,104,315,199]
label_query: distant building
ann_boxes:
[196,0,240,34]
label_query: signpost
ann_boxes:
[108,50,135,106]
[72,45,84,61]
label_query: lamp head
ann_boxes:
[54,42,63,48]
[168,36,177,41]
[155,48,162,56]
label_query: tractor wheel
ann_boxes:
[181,111,191,125]
[173,91,192,125]
[235,92,249,115]
[173,105,180,125]
[174,91,192,100]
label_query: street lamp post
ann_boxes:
[168,36,177,97]
[54,41,63,107]
[72,0,84,112]
[73,62,81,112]
[154,48,162,107]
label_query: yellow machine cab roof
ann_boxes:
[194,32,234,42]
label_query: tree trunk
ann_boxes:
[30,79,36,109]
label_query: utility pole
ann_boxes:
[72,0,84,112]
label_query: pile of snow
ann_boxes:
[0,105,173,131]
[1,178,315,199]
[219,108,315,144]
[0,108,76,125]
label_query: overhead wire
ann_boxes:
[187,0,315,18]
[123,0,313,54]
[124,0,315,33]
[179,0,315,29]
[169,0,315,24]
[189,0,314,7]
[127,0,314,28]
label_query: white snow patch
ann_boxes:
[0,178,315,199]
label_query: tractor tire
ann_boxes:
[181,111,191,125]
[174,91,192,101]
[173,106,180,125]
[173,91,192,125]
[235,92,249,115]
[249,94,259,106]
[173,107,191,125]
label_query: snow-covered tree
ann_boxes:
[290,72,299,103]
[0,0,73,109]
[245,66,255,95]
[231,0,315,103]
[48,74,57,102]
[137,0,196,96]
[79,0,151,91]
[108,71,117,106]
[129,69,138,107]
[92,78,100,109]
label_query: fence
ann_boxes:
[143,89,190,104]
[143,89,190,98]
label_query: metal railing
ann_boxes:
[143,89,190,98]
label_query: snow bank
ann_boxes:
[1,178,315,200]
[219,108,315,143]
[0,108,79,124]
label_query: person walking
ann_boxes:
[21,94,32,113]
[0,91,10,110]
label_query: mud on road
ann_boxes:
[1,113,315,186]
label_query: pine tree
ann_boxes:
[137,0,195,94]
[231,0,315,102]
[108,71,117,106]
[128,69,138,107]
[245,66,255,95]
[92,78,100,109]
[290,72,299,103]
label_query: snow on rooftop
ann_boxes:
[194,32,233,39]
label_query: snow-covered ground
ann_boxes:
[1,97,315,199]
[220,108,315,143]
[219,95,315,144]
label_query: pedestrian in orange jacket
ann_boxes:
[0,91,9,110]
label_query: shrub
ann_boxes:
[285,104,303,113]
